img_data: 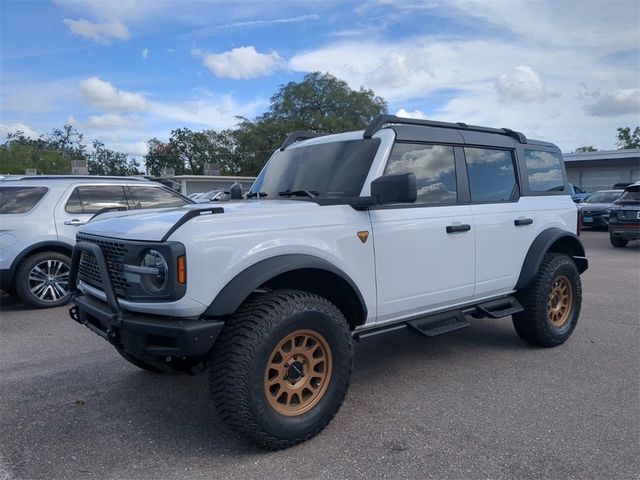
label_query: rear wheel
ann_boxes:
[15,251,71,308]
[609,234,628,248]
[513,253,581,347]
[209,290,353,449]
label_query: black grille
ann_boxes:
[77,235,130,296]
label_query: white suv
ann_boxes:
[68,115,588,449]
[0,176,191,308]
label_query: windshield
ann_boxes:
[249,138,380,199]
[618,187,640,202]
[584,191,622,204]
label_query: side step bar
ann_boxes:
[475,296,523,319]
[353,295,522,341]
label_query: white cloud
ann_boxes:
[141,48,149,60]
[395,108,427,119]
[194,46,285,79]
[87,113,142,130]
[108,141,148,156]
[0,122,40,139]
[496,66,546,103]
[78,77,147,111]
[584,88,640,117]
[63,18,130,44]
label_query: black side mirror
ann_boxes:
[229,182,243,200]
[371,173,417,205]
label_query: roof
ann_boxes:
[563,149,640,162]
[0,175,150,182]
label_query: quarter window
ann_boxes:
[128,186,189,209]
[0,186,48,214]
[524,149,564,192]
[385,143,457,205]
[465,148,517,203]
[65,186,128,214]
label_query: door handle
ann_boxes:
[446,224,471,233]
[64,219,86,226]
[514,218,533,226]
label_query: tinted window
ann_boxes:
[129,186,189,209]
[465,148,517,203]
[250,139,380,198]
[385,143,457,205]
[583,191,622,204]
[65,186,128,214]
[524,149,564,192]
[0,186,48,214]
[619,186,640,202]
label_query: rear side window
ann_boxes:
[385,143,457,205]
[0,186,48,214]
[65,186,128,214]
[128,186,188,209]
[465,148,517,203]
[524,149,564,192]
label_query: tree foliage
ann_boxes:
[616,126,640,149]
[88,140,141,176]
[574,146,598,152]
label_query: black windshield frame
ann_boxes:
[249,138,381,200]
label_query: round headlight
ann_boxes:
[141,249,168,293]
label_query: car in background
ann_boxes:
[608,181,640,248]
[567,183,590,203]
[193,189,229,203]
[578,189,624,228]
[188,192,205,200]
[0,176,192,308]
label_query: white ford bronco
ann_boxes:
[69,115,588,449]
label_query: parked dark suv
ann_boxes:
[608,181,640,248]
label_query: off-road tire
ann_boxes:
[209,290,353,450]
[116,348,164,373]
[513,253,581,347]
[609,234,628,248]
[15,251,71,308]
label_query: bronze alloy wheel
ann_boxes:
[264,329,333,416]
[547,275,573,327]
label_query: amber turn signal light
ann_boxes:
[177,255,187,284]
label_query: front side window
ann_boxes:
[129,186,189,209]
[0,186,48,214]
[524,149,564,192]
[385,143,457,205]
[465,148,517,203]
[583,191,622,204]
[249,139,380,199]
[65,185,128,214]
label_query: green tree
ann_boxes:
[234,72,388,175]
[616,126,640,149]
[574,146,598,152]
[0,130,73,174]
[88,140,141,176]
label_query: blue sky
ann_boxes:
[1,0,639,157]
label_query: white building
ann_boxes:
[563,149,640,192]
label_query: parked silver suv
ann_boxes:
[0,176,191,308]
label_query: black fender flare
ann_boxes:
[515,228,588,290]
[9,241,74,275]
[204,254,368,320]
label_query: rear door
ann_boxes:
[369,142,475,322]
[54,184,129,245]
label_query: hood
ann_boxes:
[78,199,318,242]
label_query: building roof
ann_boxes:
[563,149,640,162]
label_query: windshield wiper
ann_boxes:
[247,191,268,199]
[278,190,318,198]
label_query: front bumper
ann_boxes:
[580,211,610,227]
[69,241,224,367]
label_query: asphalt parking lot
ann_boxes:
[1,230,638,480]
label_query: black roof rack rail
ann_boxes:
[363,114,527,144]
[0,175,151,181]
[279,131,327,151]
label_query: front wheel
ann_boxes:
[513,253,582,347]
[209,290,353,449]
[15,251,71,308]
